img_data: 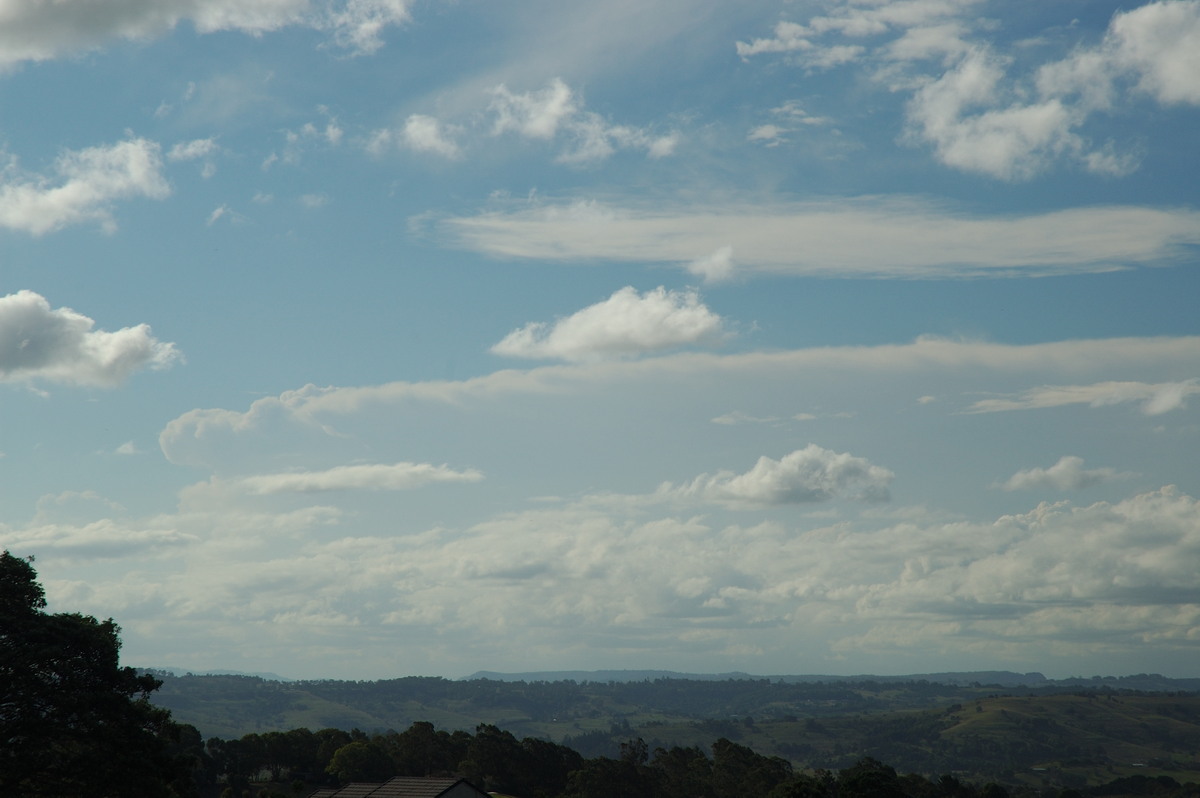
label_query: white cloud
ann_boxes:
[491,286,727,362]
[710,411,781,426]
[969,380,1200,415]
[440,197,1200,279]
[1109,0,1200,105]
[167,138,218,161]
[736,1,979,63]
[236,462,483,494]
[162,334,1200,443]
[0,290,179,387]
[115,441,139,455]
[489,78,678,163]
[0,138,169,235]
[999,456,1126,492]
[686,245,736,283]
[491,78,577,140]
[748,101,834,148]
[905,49,1090,181]
[32,483,1200,676]
[325,0,412,55]
[0,0,415,65]
[0,520,195,559]
[663,444,894,506]
[739,0,1200,179]
[399,114,462,159]
[270,113,344,167]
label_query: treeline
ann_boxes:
[181,720,1200,798]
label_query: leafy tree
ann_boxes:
[0,551,189,797]
[651,745,713,798]
[839,757,906,798]
[712,737,793,798]
[325,740,394,783]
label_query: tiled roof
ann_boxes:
[309,776,487,798]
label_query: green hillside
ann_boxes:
[149,673,1200,787]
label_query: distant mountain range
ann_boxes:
[462,669,1200,690]
[147,666,294,682]
[145,666,1200,692]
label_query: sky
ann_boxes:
[1,0,1199,682]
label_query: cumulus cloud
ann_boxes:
[0,290,179,387]
[738,0,1200,179]
[663,444,894,506]
[904,50,1093,181]
[236,462,483,494]
[492,286,727,362]
[440,198,1200,279]
[491,78,577,140]
[0,0,414,65]
[736,1,978,62]
[489,78,678,163]
[999,456,1127,492]
[0,138,169,235]
[401,115,462,159]
[29,479,1200,676]
[969,379,1200,415]
[1063,15,1188,100]
[366,114,462,159]
[326,0,412,55]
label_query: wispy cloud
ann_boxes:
[236,462,483,494]
[439,198,1200,279]
[0,138,169,234]
[969,380,1200,415]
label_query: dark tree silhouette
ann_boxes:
[0,552,187,797]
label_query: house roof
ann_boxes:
[308,776,488,798]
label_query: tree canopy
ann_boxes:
[0,551,188,797]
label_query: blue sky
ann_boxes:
[1,0,1199,680]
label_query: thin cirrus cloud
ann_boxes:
[998,456,1127,492]
[439,197,1200,279]
[491,286,727,362]
[0,0,414,65]
[737,0,1200,180]
[968,379,1200,415]
[0,138,169,235]
[235,462,483,494]
[160,334,1200,464]
[0,520,195,559]
[0,290,179,388]
[660,444,895,506]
